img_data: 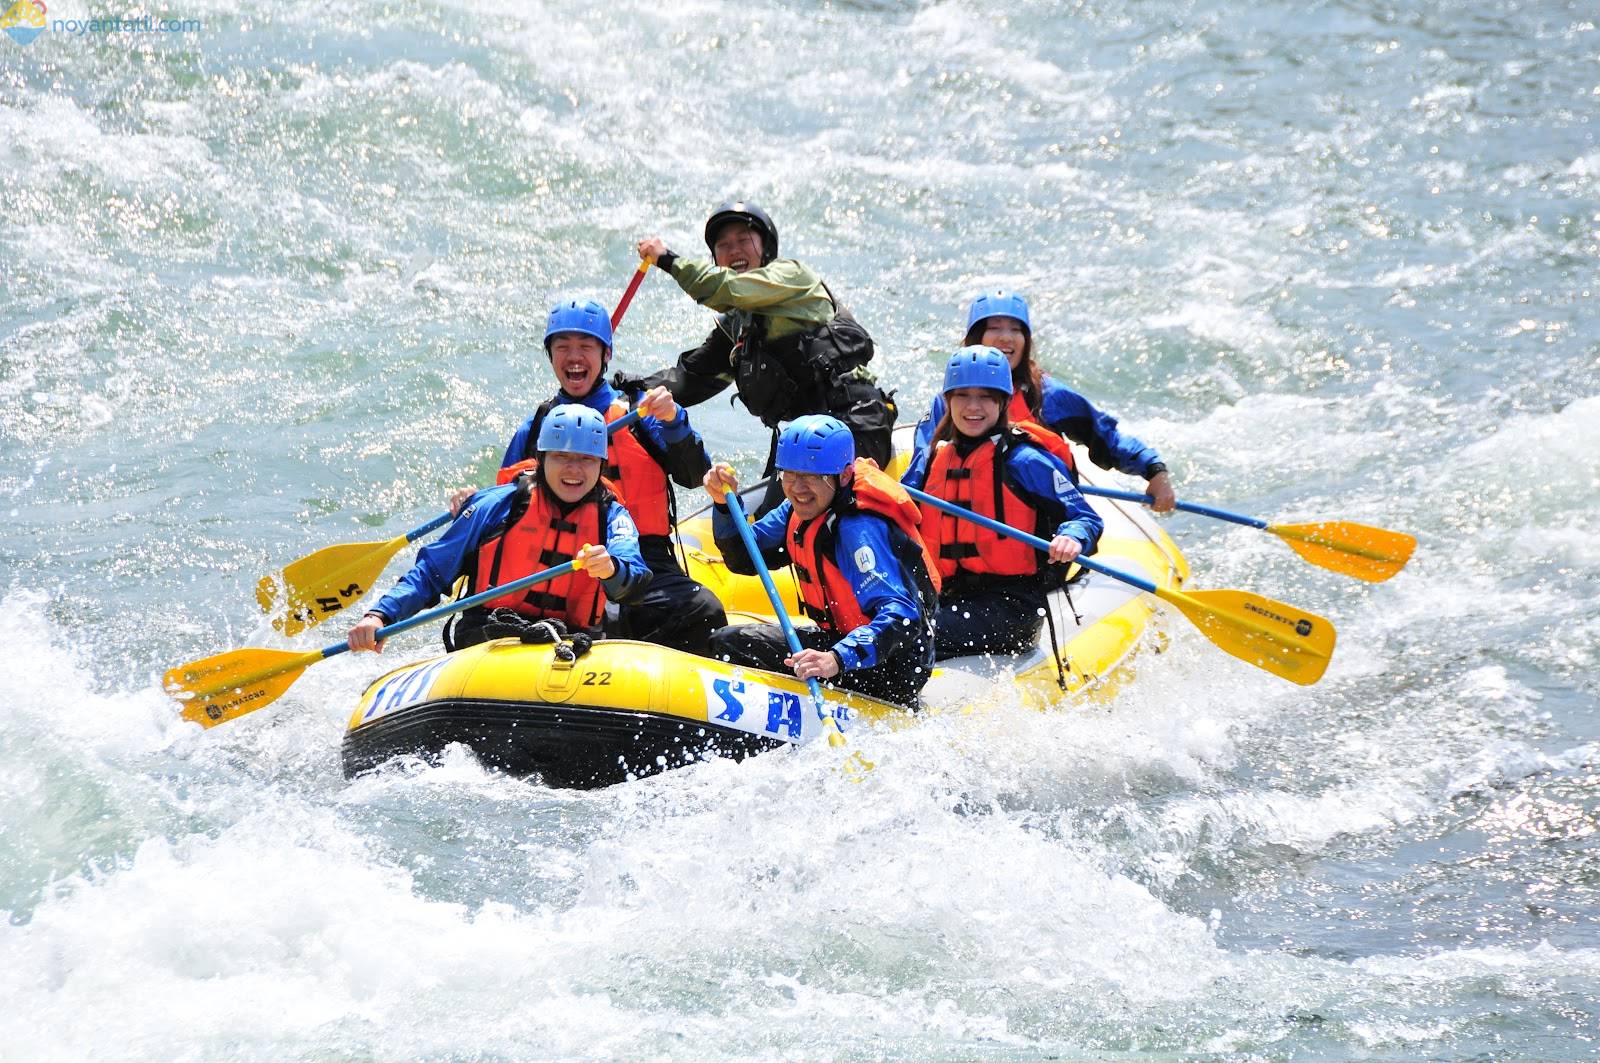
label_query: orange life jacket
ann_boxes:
[1007,392,1077,474]
[790,460,940,634]
[601,399,673,538]
[506,397,674,538]
[920,430,1060,580]
[472,471,612,628]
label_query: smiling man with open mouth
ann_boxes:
[624,201,898,513]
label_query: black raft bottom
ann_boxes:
[341,698,786,789]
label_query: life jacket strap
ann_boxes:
[522,589,569,613]
[799,601,831,627]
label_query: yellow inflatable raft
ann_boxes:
[341,427,1188,787]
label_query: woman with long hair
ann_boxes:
[912,291,1177,512]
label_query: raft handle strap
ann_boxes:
[1044,595,1068,692]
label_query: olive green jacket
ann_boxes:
[665,257,833,341]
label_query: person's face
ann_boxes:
[979,317,1028,369]
[543,451,603,504]
[947,387,1004,438]
[547,334,607,396]
[712,223,765,272]
[780,469,837,521]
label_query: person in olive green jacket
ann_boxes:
[628,201,896,492]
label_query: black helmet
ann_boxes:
[704,200,778,264]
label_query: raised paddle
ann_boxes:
[1077,485,1416,583]
[257,410,643,636]
[721,490,853,751]
[611,258,652,327]
[171,561,578,729]
[902,485,1337,686]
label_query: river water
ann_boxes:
[2,1,1597,1059]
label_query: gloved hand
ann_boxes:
[612,370,647,395]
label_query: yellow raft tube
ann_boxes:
[342,427,1189,787]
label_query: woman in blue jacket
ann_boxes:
[914,291,1176,512]
[903,347,1104,661]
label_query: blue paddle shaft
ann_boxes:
[317,561,577,660]
[1076,485,1269,530]
[402,410,645,545]
[722,492,828,708]
[903,484,1159,596]
[406,511,453,542]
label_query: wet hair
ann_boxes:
[932,388,1012,445]
[963,320,1041,417]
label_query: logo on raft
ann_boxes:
[1,0,46,45]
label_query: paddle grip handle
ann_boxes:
[903,485,1159,595]
[722,492,828,709]
[1077,485,1268,530]
[321,561,578,659]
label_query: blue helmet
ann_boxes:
[943,345,1014,396]
[965,290,1031,336]
[544,299,613,355]
[776,415,854,475]
[705,200,779,264]
[536,404,608,460]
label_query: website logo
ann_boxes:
[1,0,47,45]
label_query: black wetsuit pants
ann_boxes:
[932,580,1050,662]
[445,538,725,656]
[614,536,726,655]
[708,622,931,709]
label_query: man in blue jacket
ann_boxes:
[350,405,652,653]
[450,298,726,654]
[701,416,937,708]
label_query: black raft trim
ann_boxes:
[341,698,785,789]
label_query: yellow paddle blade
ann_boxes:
[1269,521,1416,583]
[1159,587,1337,686]
[164,647,322,728]
[818,707,874,777]
[255,534,408,637]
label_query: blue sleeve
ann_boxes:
[374,484,519,622]
[711,498,792,574]
[1039,378,1162,478]
[910,395,945,471]
[599,498,653,603]
[642,407,691,446]
[501,417,537,470]
[900,443,932,491]
[1006,445,1104,556]
[828,515,924,672]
